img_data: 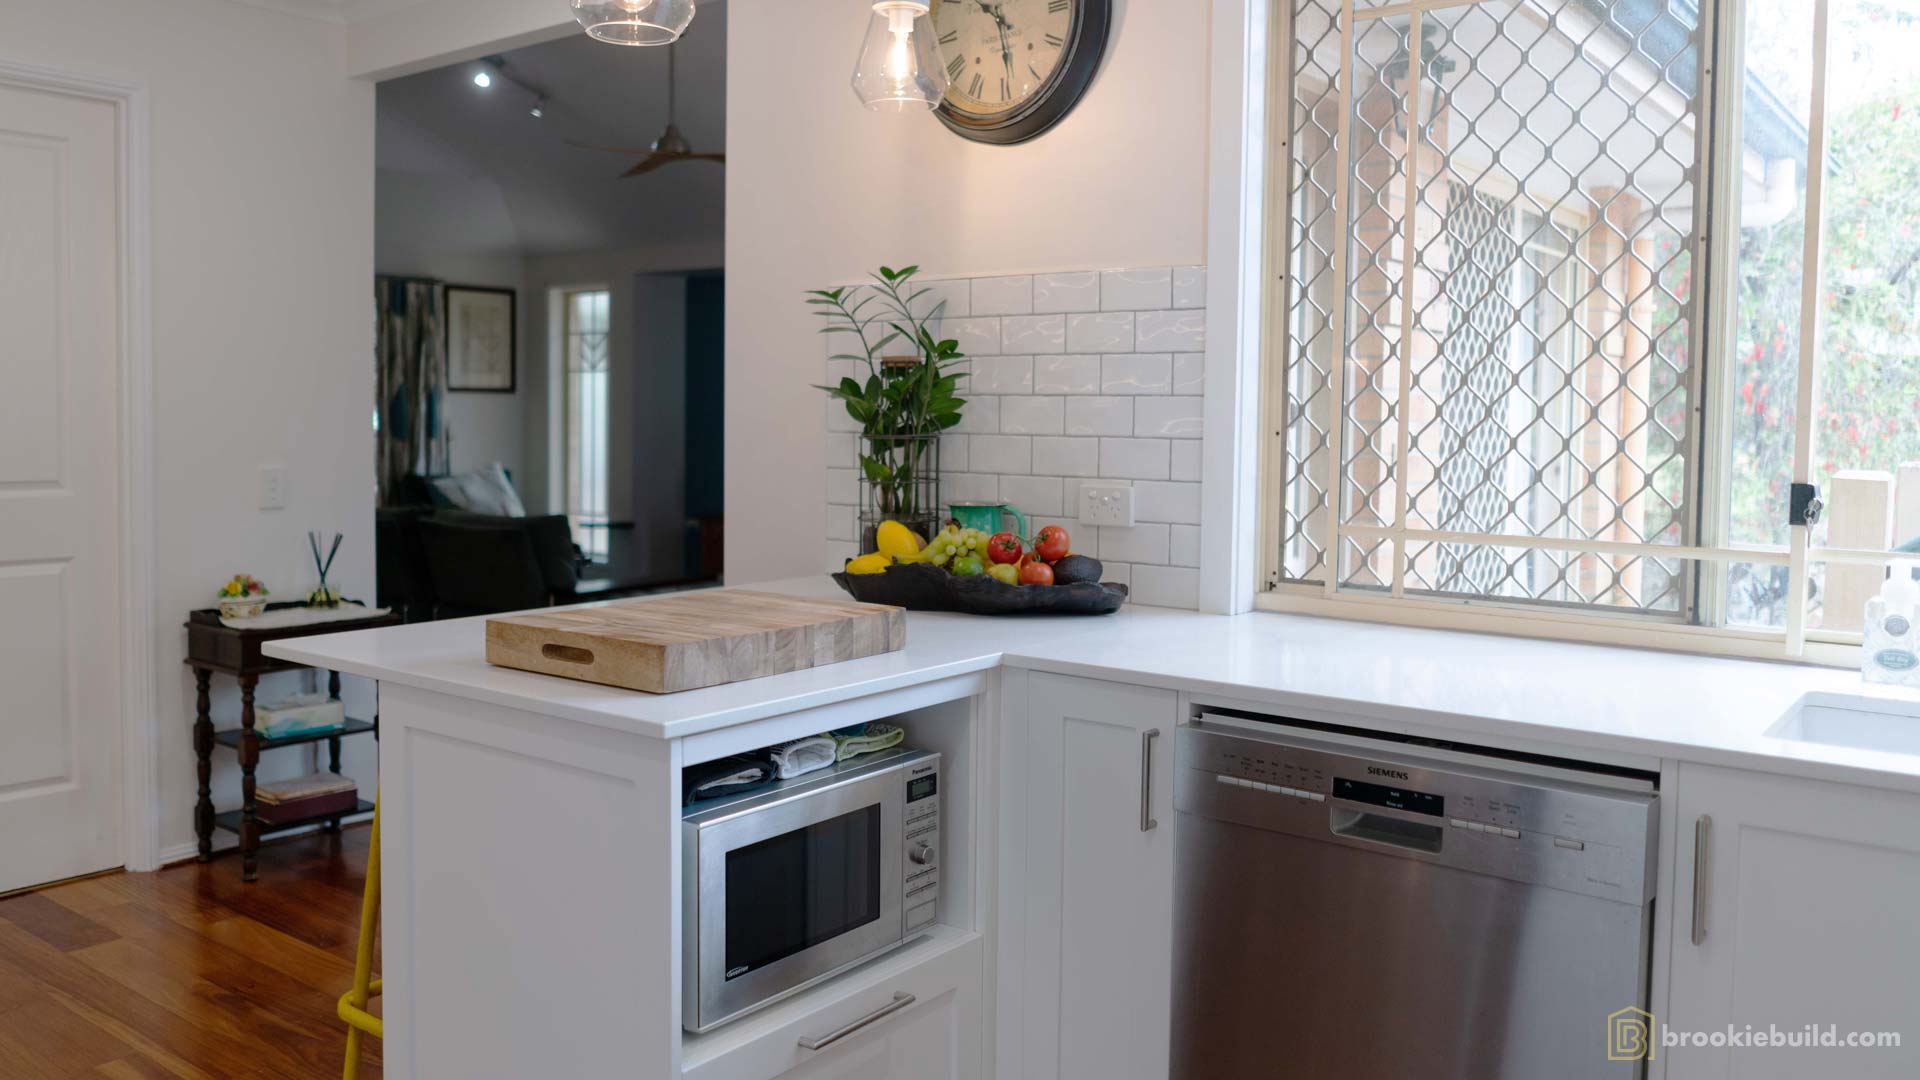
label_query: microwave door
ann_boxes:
[692,774,906,1031]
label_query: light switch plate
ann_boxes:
[1079,483,1134,527]
[259,465,287,510]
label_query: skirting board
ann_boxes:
[155,811,375,868]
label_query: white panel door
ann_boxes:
[1666,764,1920,1078]
[1016,672,1177,1080]
[0,79,124,893]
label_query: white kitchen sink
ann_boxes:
[1767,691,1920,757]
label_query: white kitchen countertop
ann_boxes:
[265,578,1920,793]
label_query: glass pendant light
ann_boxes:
[851,1,948,112]
[571,0,695,46]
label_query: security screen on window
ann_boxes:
[1262,0,1920,660]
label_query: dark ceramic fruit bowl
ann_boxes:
[831,561,1127,615]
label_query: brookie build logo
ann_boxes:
[1607,1007,1656,1061]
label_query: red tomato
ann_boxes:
[1018,558,1055,586]
[987,531,1024,565]
[1033,524,1070,563]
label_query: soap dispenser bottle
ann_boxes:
[1863,560,1920,686]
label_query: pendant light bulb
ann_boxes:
[852,1,948,112]
[570,0,695,46]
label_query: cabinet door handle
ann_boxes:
[1140,728,1161,832]
[797,992,916,1051]
[1691,814,1711,946]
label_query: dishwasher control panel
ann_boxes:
[1179,718,1659,905]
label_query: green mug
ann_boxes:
[948,502,1029,539]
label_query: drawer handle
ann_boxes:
[1140,728,1161,832]
[541,644,595,665]
[1691,814,1711,946]
[797,992,916,1051]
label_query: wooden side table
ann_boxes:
[185,603,402,880]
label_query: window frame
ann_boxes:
[1252,0,1888,666]
[558,285,613,563]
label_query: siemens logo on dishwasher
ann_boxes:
[1366,766,1410,781]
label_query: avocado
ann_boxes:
[1052,554,1103,585]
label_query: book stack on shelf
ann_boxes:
[257,693,346,740]
[256,773,359,825]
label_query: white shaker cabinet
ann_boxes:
[1665,763,1920,1079]
[999,671,1179,1080]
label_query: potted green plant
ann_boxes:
[809,265,967,551]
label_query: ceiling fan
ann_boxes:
[570,44,723,178]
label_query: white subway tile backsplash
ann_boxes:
[1032,436,1100,477]
[1065,396,1133,436]
[1032,271,1101,314]
[1134,480,1202,524]
[968,355,1034,395]
[827,396,861,433]
[1170,439,1202,481]
[918,279,971,319]
[821,264,1205,608]
[999,474,1064,516]
[1134,396,1204,438]
[945,472,999,503]
[826,357,861,385]
[1172,266,1207,309]
[1172,353,1204,395]
[827,467,857,506]
[1169,524,1202,566]
[1034,354,1100,394]
[1002,313,1067,354]
[1136,309,1206,352]
[826,541,859,574]
[827,504,855,542]
[999,395,1065,435]
[1100,438,1171,480]
[1101,353,1172,395]
[970,275,1035,316]
[1099,523,1170,564]
[1102,268,1172,311]
[1068,312,1134,353]
[1131,564,1200,608]
[953,396,1000,434]
[939,316,1003,356]
[826,432,856,466]
[970,434,1033,474]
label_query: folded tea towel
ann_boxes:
[682,754,776,805]
[832,721,905,762]
[769,735,838,780]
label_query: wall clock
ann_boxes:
[928,0,1111,145]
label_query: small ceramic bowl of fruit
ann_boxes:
[216,574,269,619]
[833,521,1125,615]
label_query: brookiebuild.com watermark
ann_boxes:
[1607,1007,1903,1061]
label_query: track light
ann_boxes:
[530,96,547,118]
[473,68,494,88]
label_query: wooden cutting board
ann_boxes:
[484,590,906,693]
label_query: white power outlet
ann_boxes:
[1078,483,1134,527]
[259,465,287,510]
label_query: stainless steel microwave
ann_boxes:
[682,747,940,1033]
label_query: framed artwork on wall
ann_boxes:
[444,284,516,392]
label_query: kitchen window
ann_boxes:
[1259,0,1920,661]
[562,287,612,563]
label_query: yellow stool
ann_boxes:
[339,796,383,1080]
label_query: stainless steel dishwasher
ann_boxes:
[1173,713,1658,1079]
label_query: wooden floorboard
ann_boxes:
[0,828,382,1079]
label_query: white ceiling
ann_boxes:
[375,5,727,258]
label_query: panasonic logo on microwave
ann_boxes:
[1367,766,1410,781]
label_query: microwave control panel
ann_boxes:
[904,760,940,932]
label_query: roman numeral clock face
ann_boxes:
[928,0,1110,145]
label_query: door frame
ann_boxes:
[0,59,159,874]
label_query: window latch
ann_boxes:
[1790,482,1823,527]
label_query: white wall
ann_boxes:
[724,0,1211,582]
[0,0,378,863]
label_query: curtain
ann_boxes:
[375,276,446,505]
